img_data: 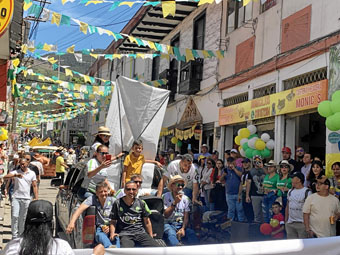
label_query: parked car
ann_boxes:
[54,161,165,248]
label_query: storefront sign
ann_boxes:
[328,132,340,144]
[219,80,328,126]
[0,0,14,37]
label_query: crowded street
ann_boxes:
[1,0,340,254]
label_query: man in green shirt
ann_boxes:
[263,160,279,223]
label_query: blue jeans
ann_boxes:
[226,194,245,222]
[164,224,198,246]
[262,191,277,223]
[281,195,287,216]
[95,227,120,248]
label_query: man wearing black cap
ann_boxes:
[285,172,311,239]
[238,158,254,223]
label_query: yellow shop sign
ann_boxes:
[219,80,328,126]
[0,0,14,37]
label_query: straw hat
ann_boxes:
[279,160,294,172]
[96,126,111,136]
[167,175,186,190]
[264,160,278,167]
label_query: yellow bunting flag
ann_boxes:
[48,57,58,64]
[162,1,176,18]
[161,54,170,61]
[93,86,99,93]
[83,75,92,83]
[38,75,45,81]
[23,1,33,11]
[148,41,157,51]
[12,58,20,67]
[51,12,62,26]
[202,50,210,58]
[21,44,28,54]
[43,43,52,51]
[113,54,121,59]
[74,84,80,91]
[128,36,137,44]
[243,0,252,6]
[79,22,88,34]
[119,1,135,7]
[167,45,174,55]
[85,0,104,6]
[90,53,98,59]
[185,49,195,62]
[66,45,75,54]
[136,53,145,59]
[198,0,214,6]
[65,69,73,77]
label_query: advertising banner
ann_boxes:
[219,80,328,126]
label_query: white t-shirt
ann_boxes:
[12,169,36,199]
[164,160,198,190]
[83,158,108,193]
[303,193,340,237]
[3,238,74,255]
[163,191,190,229]
[287,187,312,223]
[31,161,44,176]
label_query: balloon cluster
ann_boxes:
[234,125,274,159]
[170,137,182,147]
[317,90,340,131]
[0,128,8,141]
[260,219,280,235]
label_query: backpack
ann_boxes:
[288,188,311,202]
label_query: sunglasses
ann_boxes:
[99,152,109,156]
[134,181,143,184]
[125,188,137,191]
[175,183,185,188]
[316,182,326,185]
[100,135,110,138]
[280,165,289,168]
[207,162,212,165]
[296,149,304,152]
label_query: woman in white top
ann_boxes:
[3,200,74,255]
[201,158,215,211]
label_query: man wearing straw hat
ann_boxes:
[163,175,198,246]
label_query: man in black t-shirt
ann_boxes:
[110,181,161,248]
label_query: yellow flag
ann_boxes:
[113,54,121,59]
[66,45,75,54]
[216,51,224,59]
[21,44,28,54]
[148,41,157,51]
[38,75,45,81]
[128,36,137,44]
[83,75,92,83]
[85,0,104,6]
[23,70,28,77]
[161,54,170,61]
[12,58,20,67]
[74,84,80,91]
[74,93,80,98]
[90,53,98,59]
[42,85,48,89]
[185,49,195,62]
[162,1,176,17]
[243,0,252,6]
[80,22,88,34]
[198,0,214,6]
[202,50,210,58]
[48,57,58,64]
[23,1,33,11]
[136,53,145,59]
[167,45,173,55]
[65,69,73,77]
[89,94,95,100]
[119,1,135,7]
[43,43,52,51]
[93,86,99,93]
[51,12,62,26]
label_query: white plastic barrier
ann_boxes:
[73,237,340,255]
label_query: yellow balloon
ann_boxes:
[270,218,279,228]
[0,134,7,141]
[234,135,241,145]
[255,139,266,150]
[240,128,250,138]
[171,137,178,144]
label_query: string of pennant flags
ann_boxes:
[23,1,225,62]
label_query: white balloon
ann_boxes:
[261,133,271,143]
[237,129,241,136]
[248,137,258,149]
[247,125,257,135]
[266,139,275,150]
[240,138,248,146]
[240,148,246,157]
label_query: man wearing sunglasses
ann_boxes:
[80,145,113,199]
[162,175,198,246]
[114,174,151,199]
[110,181,161,247]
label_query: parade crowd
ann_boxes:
[0,126,340,254]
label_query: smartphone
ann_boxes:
[105,154,112,161]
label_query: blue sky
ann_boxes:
[28,0,142,52]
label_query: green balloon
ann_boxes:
[249,134,258,139]
[261,148,271,158]
[318,100,333,117]
[330,100,340,114]
[177,140,182,147]
[333,112,340,130]
[252,149,262,158]
[243,142,249,151]
[245,148,253,158]
[326,115,339,131]
[331,90,340,102]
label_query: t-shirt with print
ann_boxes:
[163,192,190,230]
[277,177,292,197]
[272,213,285,239]
[303,193,340,237]
[12,169,36,199]
[287,187,312,223]
[111,197,151,236]
[224,167,242,195]
[263,174,279,191]
[240,170,251,194]
[248,168,266,196]
[123,153,145,182]
[84,158,108,193]
[83,195,116,227]
[114,188,151,199]
[164,159,198,190]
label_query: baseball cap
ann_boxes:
[201,144,209,149]
[26,200,53,224]
[253,155,263,160]
[231,149,238,154]
[281,147,291,154]
[291,172,305,184]
[242,158,251,163]
[227,157,235,163]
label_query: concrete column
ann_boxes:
[274,115,285,162]
[285,117,295,154]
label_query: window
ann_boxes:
[169,34,180,101]
[223,92,248,107]
[253,84,276,99]
[226,0,253,34]
[193,12,205,50]
[260,0,277,13]
[283,68,327,90]
[151,54,160,81]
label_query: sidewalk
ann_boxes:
[0,179,59,249]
